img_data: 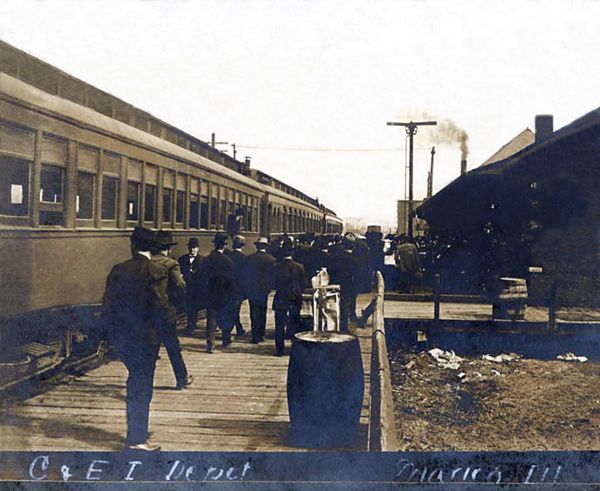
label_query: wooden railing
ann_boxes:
[368,272,400,451]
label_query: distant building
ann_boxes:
[417,111,600,306]
[397,199,426,236]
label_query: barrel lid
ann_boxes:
[294,331,357,344]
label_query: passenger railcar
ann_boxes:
[0,41,342,318]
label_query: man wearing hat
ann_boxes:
[328,237,359,333]
[152,231,193,390]
[102,226,167,451]
[245,237,276,343]
[226,207,244,240]
[272,242,307,356]
[198,233,236,353]
[178,237,204,336]
[225,235,248,338]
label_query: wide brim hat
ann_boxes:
[233,235,246,247]
[156,230,178,246]
[213,233,229,247]
[131,226,155,243]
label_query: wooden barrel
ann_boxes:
[287,331,364,447]
[493,277,528,320]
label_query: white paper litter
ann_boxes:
[428,348,463,370]
[557,353,588,362]
[482,354,519,363]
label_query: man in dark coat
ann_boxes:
[307,236,331,279]
[272,243,307,356]
[151,231,193,390]
[226,207,244,240]
[225,235,247,337]
[102,227,167,451]
[245,237,276,344]
[199,233,236,353]
[328,238,359,332]
[178,237,203,336]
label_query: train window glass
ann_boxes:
[39,210,63,226]
[162,188,173,223]
[102,176,117,220]
[0,156,30,216]
[190,194,199,229]
[176,190,185,223]
[40,164,64,203]
[126,181,140,221]
[144,184,156,222]
[210,197,217,229]
[76,171,94,219]
[220,198,227,229]
[200,197,208,229]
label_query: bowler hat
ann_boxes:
[156,230,178,247]
[233,235,246,247]
[131,226,155,244]
[213,233,228,247]
[187,238,199,247]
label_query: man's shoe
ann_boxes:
[126,441,161,451]
[206,347,213,354]
[175,375,194,390]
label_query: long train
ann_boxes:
[0,41,343,321]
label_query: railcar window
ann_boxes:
[126,181,140,221]
[76,171,94,219]
[39,210,63,226]
[144,184,156,222]
[102,176,117,220]
[200,197,208,229]
[190,193,199,229]
[163,188,173,224]
[0,156,30,217]
[176,190,185,223]
[210,197,217,229]
[40,164,64,204]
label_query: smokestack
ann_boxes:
[535,115,553,144]
[242,156,251,175]
[461,158,467,176]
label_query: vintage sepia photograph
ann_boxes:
[0,0,598,488]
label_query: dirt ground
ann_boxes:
[389,347,600,451]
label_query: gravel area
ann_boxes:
[389,346,600,451]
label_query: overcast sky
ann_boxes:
[1,0,599,226]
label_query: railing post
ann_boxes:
[548,280,558,330]
[433,273,441,326]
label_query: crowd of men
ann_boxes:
[101,225,422,450]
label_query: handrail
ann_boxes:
[368,271,400,451]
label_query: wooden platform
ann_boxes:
[0,295,373,452]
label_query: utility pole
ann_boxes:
[427,146,436,199]
[387,120,437,237]
[211,132,229,149]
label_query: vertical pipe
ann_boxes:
[433,273,441,326]
[408,130,414,238]
[548,280,558,330]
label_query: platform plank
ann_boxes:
[0,294,373,452]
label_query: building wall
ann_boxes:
[397,199,426,236]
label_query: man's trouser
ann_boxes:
[206,304,235,349]
[121,344,160,445]
[160,322,188,385]
[274,302,301,355]
[185,293,198,334]
[249,295,268,342]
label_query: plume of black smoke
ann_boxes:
[395,110,469,160]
